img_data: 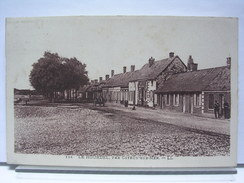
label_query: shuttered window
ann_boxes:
[194,93,201,106]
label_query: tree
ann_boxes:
[29,51,89,101]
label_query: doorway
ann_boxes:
[183,94,186,113]
[219,94,224,116]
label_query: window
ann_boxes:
[176,94,179,106]
[209,94,214,109]
[173,94,179,106]
[121,91,123,100]
[118,92,120,101]
[194,93,201,106]
[165,94,170,105]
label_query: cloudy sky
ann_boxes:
[6,16,237,89]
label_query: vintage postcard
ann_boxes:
[6,16,238,168]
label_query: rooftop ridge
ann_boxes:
[170,65,228,76]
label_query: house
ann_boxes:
[155,56,231,117]
[79,77,107,102]
[62,78,103,102]
[75,85,92,102]
[102,66,139,104]
[128,52,187,107]
[63,89,78,101]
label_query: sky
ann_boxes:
[6,16,237,89]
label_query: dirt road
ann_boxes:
[14,104,230,157]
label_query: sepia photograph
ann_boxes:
[6,16,238,168]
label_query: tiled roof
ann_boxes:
[130,57,176,81]
[102,56,178,88]
[155,66,230,93]
[103,70,141,88]
[87,82,106,92]
[204,67,230,91]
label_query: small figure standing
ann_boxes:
[224,101,230,119]
[214,100,220,119]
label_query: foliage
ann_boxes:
[29,51,89,100]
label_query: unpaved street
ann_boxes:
[14,103,230,157]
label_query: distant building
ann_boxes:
[76,78,105,102]
[155,56,231,117]
[102,66,139,104]
[14,88,32,95]
[14,88,44,103]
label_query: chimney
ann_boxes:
[94,79,98,84]
[227,57,231,67]
[148,57,155,67]
[131,65,135,72]
[187,55,198,71]
[123,66,127,73]
[192,63,198,71]
[99,77,103,82]
[188,55,193,64]
[111,70,114,77]
[105,74,109,80]
[169,52,174,58]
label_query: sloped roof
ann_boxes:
[204,67,230,91]
[155,66,230,93]
[103,70,141,88]
[78,85,91,92]
[87,81,107,92]
[103,56,178,87]
[130,57,176,81]
[102,55,184,88]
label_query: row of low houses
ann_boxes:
[156,64,230,115]
[75,52,231,116]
